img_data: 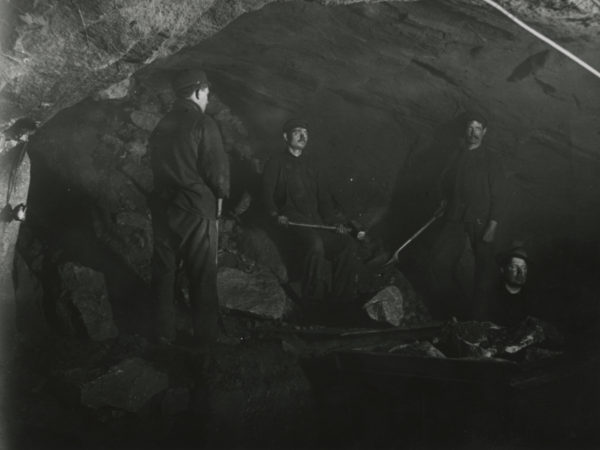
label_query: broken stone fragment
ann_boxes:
[388,340,446,358]
[523,347,563,362]
[96,78,131,100]
[217,267,294,320]
[130,110,161,132]
[126,139,147,162]
[363,284,430,327]
[80,357,169,413]
[435,317,565,359]
[363,286,405,327]
[436,320,504,358]
[456,337,498,359]
[359,266,431,324]
[502,316,564,354]
[57,262,118,341]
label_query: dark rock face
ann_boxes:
[0,0,275,122]
[5,2,600,448]
[2,0,598,125]
[25,100,153,282]
[136,0,600,249]
[20,87,257,335]
[15,0,600,337]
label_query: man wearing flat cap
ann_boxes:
[483,245,530,326]
[430,111,508,319]
[262,118,359,304]
[149,68,229,345]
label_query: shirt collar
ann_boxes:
[173,98,202,114]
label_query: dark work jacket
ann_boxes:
[487,283,529,327]
[441,144,507,225]
[149,99,229,219]
[262,150,340,224]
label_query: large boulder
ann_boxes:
[217,267,294,320]
[24,88,252,288]
[362,266,431,327]
[78,358,168,413]
[11,0,600,345]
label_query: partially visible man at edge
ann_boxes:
[430,111,508,319]
[262,118,360,305]
[0,118,37,359]
[149,69,229,346]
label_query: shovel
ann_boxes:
[385,203,446,266]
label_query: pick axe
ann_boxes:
[385,203,446,266]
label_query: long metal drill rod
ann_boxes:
[287,221,338,231]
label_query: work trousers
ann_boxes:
[291,228,359,302]
[151,205,218,343]
[429,220,497,319]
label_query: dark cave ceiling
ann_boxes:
[1,0,599,124]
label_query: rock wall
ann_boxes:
[8,0,600,334]
[1,0,599,124]
[135,1,600,251]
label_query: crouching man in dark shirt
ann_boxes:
[486,246,530,326]
[262,118,360,303]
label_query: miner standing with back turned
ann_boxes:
[149,69,229,346]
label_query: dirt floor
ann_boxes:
[5,312,600,450]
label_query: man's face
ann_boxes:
[465,120,487,148]
[503,257,527,287]
[284,127,308,151]
[195,87,209,112]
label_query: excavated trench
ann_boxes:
[4,0,600,448]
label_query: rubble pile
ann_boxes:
[377,317,565,362]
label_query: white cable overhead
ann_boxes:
[480,0,600,81]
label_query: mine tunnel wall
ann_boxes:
[12,0,600,334]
